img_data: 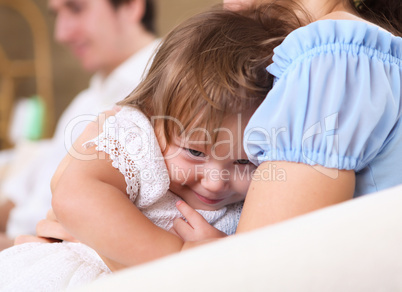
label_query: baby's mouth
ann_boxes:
[194,192,224,205]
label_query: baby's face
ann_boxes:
[164,110,257,211]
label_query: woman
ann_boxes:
[230,0,402,232]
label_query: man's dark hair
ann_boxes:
[109,0,156,34]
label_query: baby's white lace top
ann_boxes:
[84,106,242,235]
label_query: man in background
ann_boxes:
[0,0,159,250]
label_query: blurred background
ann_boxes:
[0,0,220,150]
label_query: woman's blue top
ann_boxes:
[244,20,402,197]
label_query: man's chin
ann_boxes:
[80,61,103,74]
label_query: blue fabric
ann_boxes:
[244,20,402,197]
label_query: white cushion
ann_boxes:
[75,184,402,291]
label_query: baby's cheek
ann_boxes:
[233,166,255,192]
[167,160,196,186]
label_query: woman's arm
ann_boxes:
[236,161,355,232]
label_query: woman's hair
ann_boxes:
[119,5,297,144]
[251,0,402,36]
[108,0,155,34]
[347,0,402,36]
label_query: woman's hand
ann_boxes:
[172,201,227,242]
[14,209,78,245]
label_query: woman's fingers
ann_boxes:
[36,218,78,243]
[14,234,60,245]
[13,209,76,245]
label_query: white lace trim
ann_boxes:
[84,107,170,205]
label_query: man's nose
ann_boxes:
[54,15,75,44]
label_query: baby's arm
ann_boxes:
[51,134,183,269]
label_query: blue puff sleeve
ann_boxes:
[244,20,402,171]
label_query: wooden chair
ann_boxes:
[0,0,54,149]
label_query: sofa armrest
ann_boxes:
[75,184,402,292]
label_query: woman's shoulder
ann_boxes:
[318,11,373,23]
[318,11,392,34]
[268,15,402,79]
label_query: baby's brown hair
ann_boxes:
[119,4,296,143]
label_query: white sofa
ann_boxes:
[75,185,402,292]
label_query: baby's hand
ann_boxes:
[172,201,227,242]
[14,209,78,245]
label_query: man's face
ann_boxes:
[49,0,132,75]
